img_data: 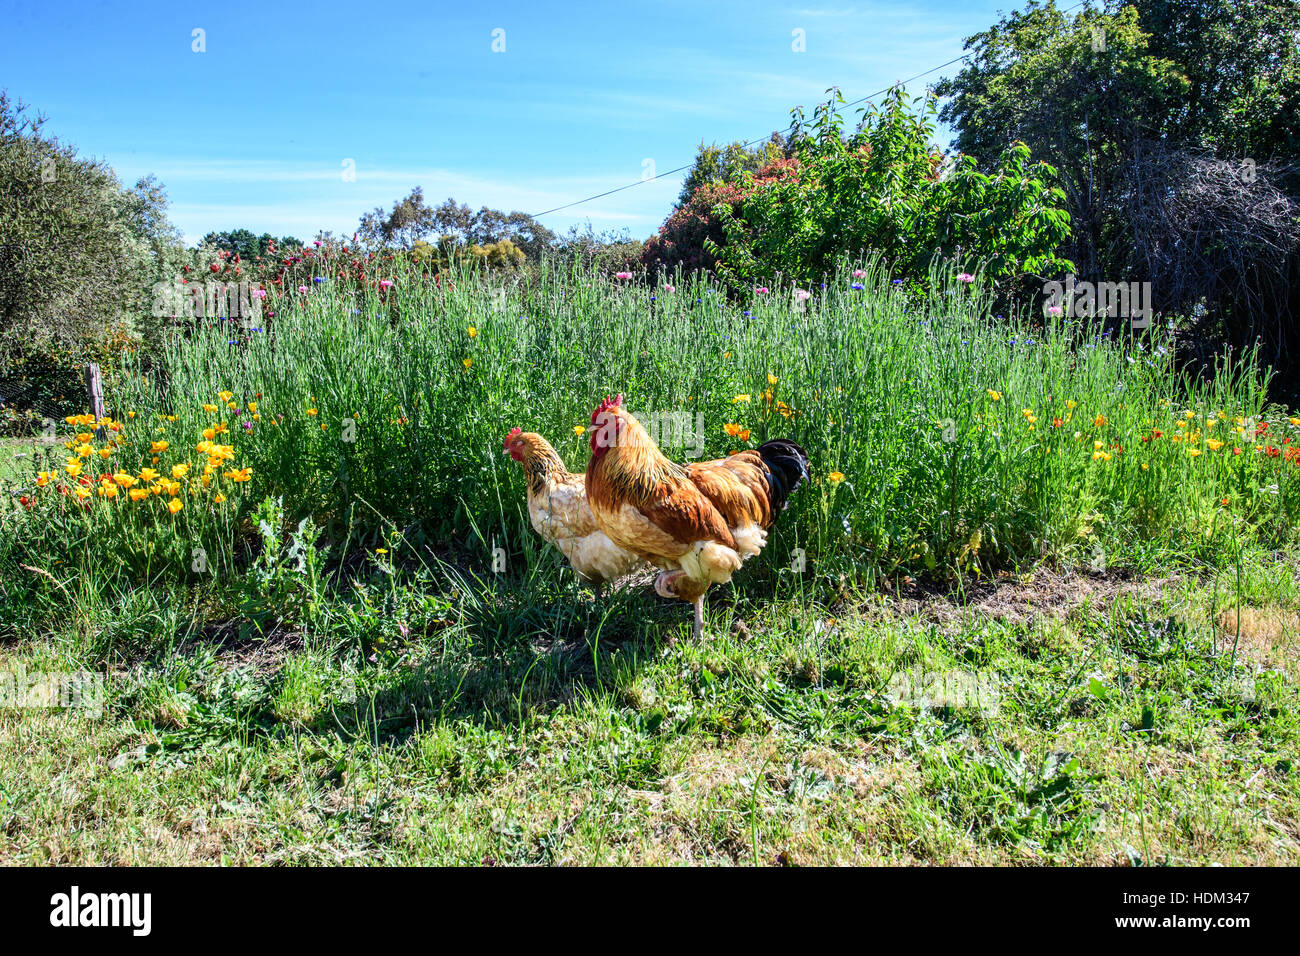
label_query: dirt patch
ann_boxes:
[868,567,1189,628]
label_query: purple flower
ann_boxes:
[956,273,975,284]
[850,283,864,291]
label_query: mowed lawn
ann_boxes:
[1,561,1296,865]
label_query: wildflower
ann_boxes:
[463,358,473,369]
[733,394,751,404]
[828,471,845,484]
[165,497,183,515]
[956,273,975,284]
[467,326,478,338]
[664,284,675,293]
[850,283,864,291]
[987,390,1002,401]
[128,487,149,501]
[113,471,138,488]
[139,467,160,482]
[65,459,82,477]
[151,441,168,453]
[1093,415,1107,428]
[1206,439,1224,451]
[214,493,226,503]
[376,548,389,554]
[615,272,632,280]
[224,467,253,483]
[75,443,93,458]
[306,408,318,416]
[1187,448,1202,457]
[853,269,866,278]
[738,429,751,441]
[379,280,394,289]
[794,289,810,302]
[172,463,190,479]
[768,373,779,386]
[725,423,743,437]
[755,286,769,294]
[573,426,586,436]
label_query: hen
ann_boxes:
[584,395,809,638]
[504,427,643,597]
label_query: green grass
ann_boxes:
[0,558,1295,865]
[1,259,1298,865]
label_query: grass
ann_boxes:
[0,560,1295,865]
[1,259,1298,864]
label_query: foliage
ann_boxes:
[701,88,1074,294]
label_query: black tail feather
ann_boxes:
[756,438,810,515]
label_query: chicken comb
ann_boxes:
[593,394,624,417]
[504,426,522,446]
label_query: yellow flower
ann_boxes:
[37,471,52,486]
[1290,417,1300,427]
[167,497,183,515]
[203,403,219,413]
[73,487,90,499]
[139,468,160,482]
[1206,439,1224,451]
[1093,415,1107,428]
[1093,440,1105,450]
[1092,451,1111,461]
[306,408,318,416]
[987,390,1002,401]
[733,394,751,404]
[214,493,226,503]
[462,359,473,369]
[65,459,82,477]
[1066,400,1077,410]
[213,422,228,435]
[75,432,92,443]
[128,410,135,419]
[738,429,751,441]
[247,402,258,414]
[224,467,253,483]
[1140,463,1149,471]
[151,440,168,453]
[828,471,845,484]
[767,373,779,386]
[376,548,389,555]
[573,426,586,436]
[128,487,149,501]
[1187,447,1201,457]
[172,463,190,478]
[219,390,233,402]
[75,443,93,458]
[98,448,111,459]
[202,428,216,440]
[467,326,478,338]
[113,471,138,488]
[98,483,118,498]
[724,423,743,437]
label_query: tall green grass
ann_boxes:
[4,258,1295,597]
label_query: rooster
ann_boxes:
[584,395,809,639]
[504,427,643,597]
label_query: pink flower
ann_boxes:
[297,285,309,294]
[663,284,675,293]
[794,289,811,302]
[957,273,975,284]
[615,271,633,280]
[1047,305,1063,316]
[252,289,267,299]
[756,286,769,294]
[852,269,866,278]
[379,279,394,289]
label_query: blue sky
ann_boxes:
[1,0,1015,245]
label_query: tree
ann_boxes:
[0,90,186,413]
[357,189,555,259]
[676,132,792,207]
[935,1,1300,361]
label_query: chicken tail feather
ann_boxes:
[757,438,810,514]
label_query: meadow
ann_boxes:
[1,260,1297,864]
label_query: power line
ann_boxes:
[530,0,1092,219]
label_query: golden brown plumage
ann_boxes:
[583,395,809,638]
[504,428,643,594]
